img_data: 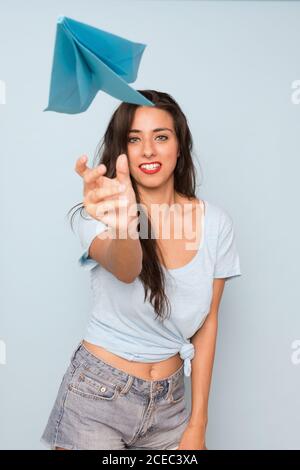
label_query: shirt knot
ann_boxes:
[179,342,195,377]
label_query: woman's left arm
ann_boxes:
[178,278,226,450]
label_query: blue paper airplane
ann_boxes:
[44,16,154,113]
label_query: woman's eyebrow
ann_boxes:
[128,127,174,133]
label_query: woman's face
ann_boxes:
[126,106,179,189]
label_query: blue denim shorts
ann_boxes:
[40,341,191,450]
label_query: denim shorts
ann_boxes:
[40,341,191,450]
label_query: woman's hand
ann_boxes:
[177,423,208,450]
[75,153,138,234]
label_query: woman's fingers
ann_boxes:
[87,184,126,203]
[84,164,107,184]
[74,155,107,183]
[74,155,89,176]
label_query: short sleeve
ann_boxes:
[77,210,109,271]
[213,211,242,281]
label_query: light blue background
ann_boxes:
[0,0,299,449]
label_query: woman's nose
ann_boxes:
[142,138,156,156]
[143,146,156,158]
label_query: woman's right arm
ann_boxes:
[89,221,143,283]
[75,154,143,283]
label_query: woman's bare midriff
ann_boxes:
[82,340,183,381]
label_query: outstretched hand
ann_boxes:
[75,153,138,234]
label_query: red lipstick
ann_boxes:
[139,162,162,174]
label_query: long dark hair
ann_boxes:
[67,89,200,322]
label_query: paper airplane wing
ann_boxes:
[44,16,154,113]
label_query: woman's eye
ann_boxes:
[128,135,168,143]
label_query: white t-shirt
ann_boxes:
[76,199,242,377]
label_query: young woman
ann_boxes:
[40,90,241,450]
